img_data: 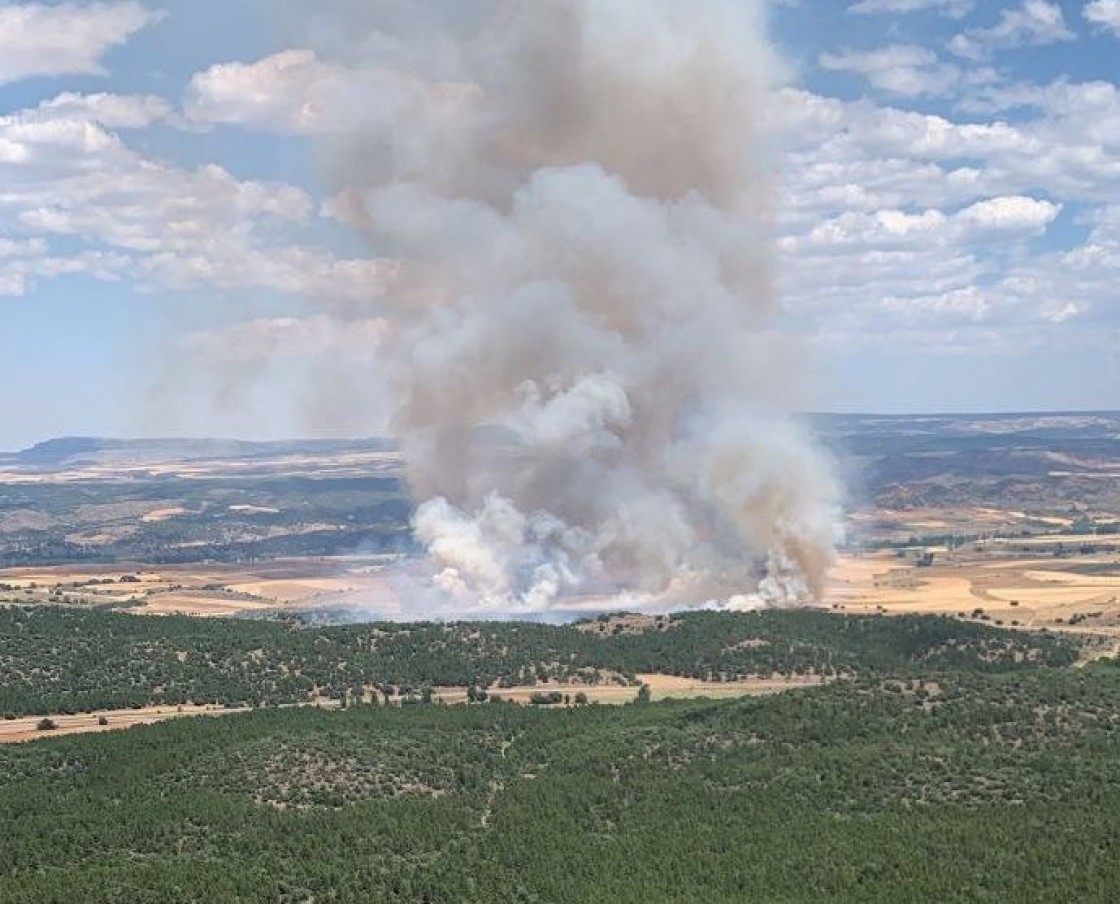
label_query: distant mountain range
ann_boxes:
[12,413,1119,465]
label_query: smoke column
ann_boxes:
[321,0,841,614]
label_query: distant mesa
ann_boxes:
[6,436,399,471]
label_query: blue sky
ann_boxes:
[1,0,1119,450]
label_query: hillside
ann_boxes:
[0,607,1079,717]
[3,657,1120,901]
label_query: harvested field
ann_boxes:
[829,544,1120,634]
[460,674,826,706]
[637,673,826,699]
[0,704,250,745]
[0,557,403,618]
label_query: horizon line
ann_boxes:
[6,408,1120,456]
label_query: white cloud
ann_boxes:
[819,45,965,97]
[184,49,480,144]
[184,50,345,134]
[0,239,127,298]
[775,86,1120,206]
[781,196,1057,258]
[0,238,43,296]
[0,2,161,86]
[1085,0,1120,34]
[949,1,1074,59]
[0,238,47,259]
[957,196,1061,232]
[766,70,1120,353]
[848,0,972,16]
[31,92,172,129]
[883,285,990,321]
[0,91,395,302]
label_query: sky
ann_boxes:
[0,0,1119,450]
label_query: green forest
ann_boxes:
[0,607,1115,901]
[0,605,1078,716]
[3,662,1120,901]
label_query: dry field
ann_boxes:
[637,673,827,699]
[439,674,824,706]
[0,450,402,486]
[828,537,1120,637]
[0,704,251,745]
[10,541,1120,635]
[0,557,403,618]
[847,506,1079,547]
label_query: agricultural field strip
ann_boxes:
[0,676,823,745]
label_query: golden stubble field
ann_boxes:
[0,557,403,618]
[0,704,253,745]
[829,538,1120,640]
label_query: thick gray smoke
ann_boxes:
[322,0,841,614]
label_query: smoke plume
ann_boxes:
[321,0,841,614]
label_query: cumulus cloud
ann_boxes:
[949,1,1074,59]
[782,196,1058,258]
[774,86,1120,205]
[957,196,1061,232]
[0,236,127,298]
[0,2,161,86]
[818,45,966,97]
[766,73,1116,355]
[12,92,171,130]
[184,50,346,133]
[0,90,394,302]
[1085,0,1120,34]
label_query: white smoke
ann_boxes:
[317,0,842,614]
